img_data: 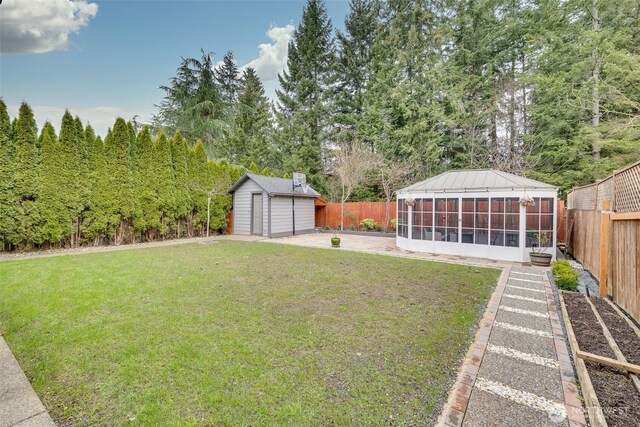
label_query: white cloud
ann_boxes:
[7,104,153,138]
[0,0,98,54]
[241,24,295,82]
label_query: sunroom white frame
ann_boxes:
[396,188,558,263]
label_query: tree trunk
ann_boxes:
[509,60,516,171]
[340,184,345,231]
[490,83,498,167]
[592,0,601,161]
[384,195,391,233]
[206,194,211,238]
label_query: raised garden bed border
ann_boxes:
[560,292,640,426]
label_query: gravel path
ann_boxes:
[442,268,587,427]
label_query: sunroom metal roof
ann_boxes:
[397,169,557,193]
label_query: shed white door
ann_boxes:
[251,193,263,235]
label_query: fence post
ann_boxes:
[599,200,611,297]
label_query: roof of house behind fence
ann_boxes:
[228,173,320,198]
[398,169,558,193]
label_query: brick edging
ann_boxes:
[542,272,587,427]
[437,266,511,427]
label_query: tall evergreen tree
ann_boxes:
[333,0,380,149]
[364,0,446,175]
[276,0,335,186]
[154,131,176,236]
[84,125,96,171]
[188,140,210,233]
[228,67,274,166]
[39,121,57,147]
[82,135,111,243]
[33,128,70,245]
[155,50,225,158]
[57,112,85,244]
[13,102,40,246]
[214,51,241,106]
[527,0,640,193]
[0,99,18,248]
[170,131,191,237]
[134,127,161,236]
[104,118,135,243]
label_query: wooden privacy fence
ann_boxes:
[318,201,397,230]
[317,199,565,235]
[566,161,640,322]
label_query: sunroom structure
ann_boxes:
[396,169,558,263]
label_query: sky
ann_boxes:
[0,0,349,136]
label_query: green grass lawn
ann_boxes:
[0,241,499,426]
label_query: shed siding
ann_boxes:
[294,197,315,232]
[263,192,268,236]
[269,196,315,236]
[233,180,265,236]
[270,196,293,235]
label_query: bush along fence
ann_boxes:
[316,201,396,231]
[566,160,640,323]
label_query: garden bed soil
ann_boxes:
[591,298,640,366]
[563,292,640,427]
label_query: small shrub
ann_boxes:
[391,219,398,230]
[360,218,380,231]
[551,260,579,291]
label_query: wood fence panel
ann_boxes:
[324,202,396,229]
[567,160,640,323]
[226,211,233,235]
[609,219,640,322]
[557,200,565,242]
[567,209,601,281]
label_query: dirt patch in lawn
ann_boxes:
[563,292,640,427]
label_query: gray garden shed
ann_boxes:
[228,173,320,237]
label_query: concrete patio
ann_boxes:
[267,231,510,268]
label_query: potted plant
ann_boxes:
[331,233,341,248]
[530,231,552,266]
[519,195,535,207]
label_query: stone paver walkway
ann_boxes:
[0,336,55,427]
[440,267,587,427]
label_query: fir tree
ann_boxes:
[214,51,241,106]
[228,67,273,165]
[155,50,225,158]
[276,0,335,186]
[333,0,380,149]
[364,0,445,174]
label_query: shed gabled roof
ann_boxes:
[398,169,557,193]
[228,173,320,198]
